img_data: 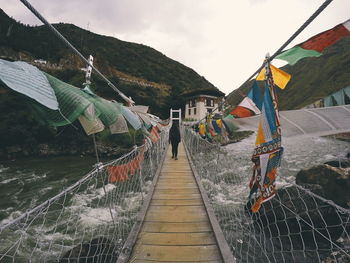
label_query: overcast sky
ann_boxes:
[1,0,349,95]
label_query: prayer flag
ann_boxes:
[250,64,284,213]
[150,126,160,143]
[275,19,350,65]
[247,81,263,110]
[256,64,291,90]
[212,120,221,134]
[229,96,261,118]
[107,165,129,183]
[199,123,205,137]
[229,81,263,118]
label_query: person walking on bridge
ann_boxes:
[169,122,181,160]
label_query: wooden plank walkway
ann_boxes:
[128,142,223,263]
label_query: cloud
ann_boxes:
[248,0,268,5]
[1,0,349,95]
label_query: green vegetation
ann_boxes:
[1,8,348,158]
[0,8,221,158]
[0,8,220,118]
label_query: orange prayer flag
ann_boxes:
[150,126,160,143]
[230,106,255,118]
[107,164,129,183]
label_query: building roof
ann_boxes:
[181,88,225,98]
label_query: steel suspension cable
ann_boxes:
[19,0,134,105]
[193,0,334,126]
[226,0,334,101]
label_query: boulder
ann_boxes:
[296,164,350,208]
[245,185,346,262]
[324,160,350,168]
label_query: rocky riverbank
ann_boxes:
[0,142,132,160]
[245,155,350,262]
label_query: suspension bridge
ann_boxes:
[1,0,350,262]
[1,123,349,263]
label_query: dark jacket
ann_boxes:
[169,125,181,144]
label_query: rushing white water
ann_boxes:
[225,134,349,185]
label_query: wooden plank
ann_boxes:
[156,182,197,189]
[150,199,203,206]
[130,244,222,261]
[135,232,217,246]
[124,143,225,263]
[145,205,207,222]
[132,260,221,263]
[117,144,169,263]
[159,175,194,179]
[184,143,235,263]
[146,205,206,214]
[157,181,196,186]
[155,188,199,194]
[141,221,212,233]
[152,193,202,200]
[160,172,193,176]
[162,168,191,171]
[158,177,195,182]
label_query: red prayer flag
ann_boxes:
[300,20,350,52]
[150,126,160,143]
[230,106,255,118]
[107,165,129,183]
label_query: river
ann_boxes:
[0,135,349,262]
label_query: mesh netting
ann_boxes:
[0,129,169,262]
[230,105,350,138]
[182,127,350,263]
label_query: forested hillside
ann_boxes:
[0,8,220,118]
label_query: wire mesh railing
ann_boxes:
[182,127,350,263]
[0,129,169,263]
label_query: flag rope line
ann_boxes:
[226,0,334,101]
[193,0,334,126]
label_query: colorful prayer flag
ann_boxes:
[247,81,263,110]
[275,19,350,65]
[212,120,221,134]
[150,126,160,143]
[199,123,205,137]
[249,63,284,213]
[107,147,144,183]
[228,81,263,119]
[229,96,261,117]
[256,64,291,90]
[107,164,129,183]
[207,121,217,137]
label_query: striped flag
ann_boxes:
[275,19,350,65]
[229,81,262,118]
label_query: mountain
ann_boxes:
[226,36,350,110]
[0,8,223,159]
[0,8,220,118]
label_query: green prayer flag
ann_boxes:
[275,46,321,65]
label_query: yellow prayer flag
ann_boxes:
[199,123,205,136]
[255,122,265,146]
[256,68,265,81]
[256,64,291,89]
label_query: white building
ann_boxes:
[34,59,47,65]
[184,90,225,121]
